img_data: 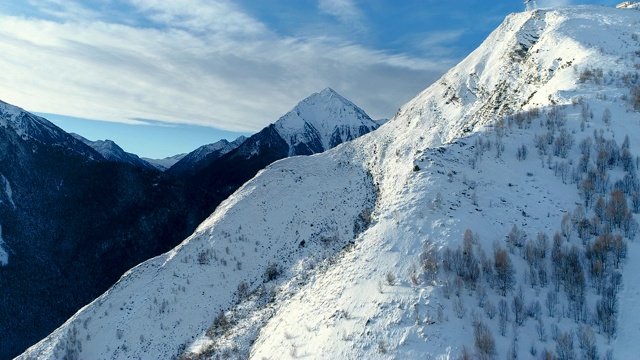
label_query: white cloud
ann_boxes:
[129,0,268,36]
[420,30,465,48]
[26,0,101,21]
[415,29,466,58]
[0,0,451,132]
[317,0,365,31]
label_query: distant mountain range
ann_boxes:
[71,133,156,170]
[142,153,187,171]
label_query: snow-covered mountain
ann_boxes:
[167,136,247,176]
[173,88,378,179]
[71,133,156,170]
[270,87,378,156]
[0,100,102,160]
[20,5,640,360]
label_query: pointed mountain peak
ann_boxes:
[303,87,349,105]
[318,87,338,96]
[273,89,378,155]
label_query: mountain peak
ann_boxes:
[275,88,378,155]
[318,87,338,96]
[391,5,639,146]
[305,87,349,105]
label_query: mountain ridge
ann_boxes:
[71,133,156,170]
[0,100,103,160]
[142,153,187,171]
[166,135,247,176]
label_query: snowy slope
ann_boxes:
[0,100,102,160]
[72,133,156,170]
[19,149,376,359]
[20,5,640,360]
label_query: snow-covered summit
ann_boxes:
[274,87,378,155]
[19,6,640,360]
[389,5,637,148]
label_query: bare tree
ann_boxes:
[494,247,515,296]
[596,286,619,340]
[577,325,598,360]
[605,189,629,229]
[602,108,612,125]
[473,320,496,360]
[579,179,596,208]
[511,288,526,326]
[420,237,439,280]
[537,318,547,342]
[507,224,527,252]
[546,290,558,318]
[498,299,509,337]
[555,331,575,360]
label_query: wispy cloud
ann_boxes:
[317,0,365,32]
[129,0,267,35]
[415,29,466,58]
[25,0,101,21]
[0,0,450,132]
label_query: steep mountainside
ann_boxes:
[167,136,247,176]
[20,6,640,359]
[72,133,156,170]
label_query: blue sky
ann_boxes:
[0,0,621,158]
